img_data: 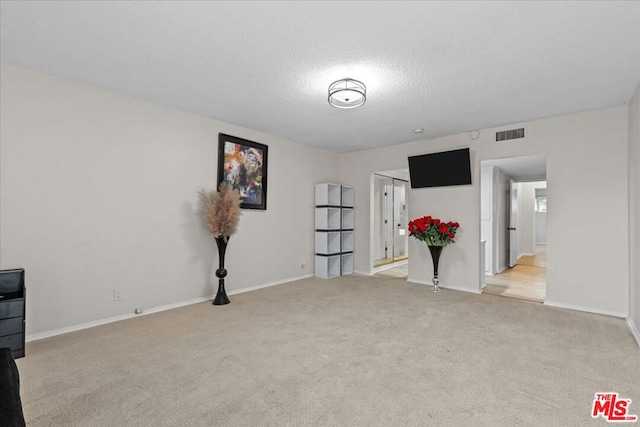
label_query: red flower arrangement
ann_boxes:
[408,216,460,246]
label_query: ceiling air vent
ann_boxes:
[496,128,525,142]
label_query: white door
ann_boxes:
[383,184,394,260]
[508,180,518,267]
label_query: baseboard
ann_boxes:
[26,274,314,342]
[227,274,313,296]
[407,277,430,286]
[353,270,369,275]
[543,300,627,318]
[627,318,640,347]
[26,296,216,342]
[440,283,482,294]
[406,277,481,295]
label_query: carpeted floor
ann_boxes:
[16,275,640,426]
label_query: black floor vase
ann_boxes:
[213,236,231,305]
[428,245,443,292]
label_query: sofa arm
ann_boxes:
[0,348,26,427]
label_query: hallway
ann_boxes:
[483,245,546,302]
[373,262,408,279]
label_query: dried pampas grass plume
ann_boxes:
[198,183,241,239]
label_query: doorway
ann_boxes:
[372,173,409,274]
[480,155,547,302]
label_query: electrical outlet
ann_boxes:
[134,307,144,314]
[300,260,306,268]
[112,289,122,301]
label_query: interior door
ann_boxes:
[373,175,392,266]
[508,180,518,267]
[384,184,394,261]
[372,174,409,268]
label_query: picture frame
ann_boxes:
[217,133,268,210]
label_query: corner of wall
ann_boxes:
[628,81,640,345]
[628,318,640,347]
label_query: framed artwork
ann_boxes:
[217,133,268,210]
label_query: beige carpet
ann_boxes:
[16,275,639,426]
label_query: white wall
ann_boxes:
[339,105,629,316]
[535,186,547,244]
[0,63,339,336]
[480,166,493,273]
[629,82,640,344]
[535,212,546,244]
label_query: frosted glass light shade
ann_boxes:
[328,78,366,109]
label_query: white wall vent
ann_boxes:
[496,128,525,142]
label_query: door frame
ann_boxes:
[508,179,518,268]
[370,172,409,274]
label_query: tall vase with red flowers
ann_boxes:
[408,216,460,292]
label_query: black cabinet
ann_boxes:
[0,269,25,358]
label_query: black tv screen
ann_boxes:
[408,148,472,188]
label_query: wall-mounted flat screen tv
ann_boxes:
[408,148,472,188]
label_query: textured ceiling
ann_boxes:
[1,1,639,153]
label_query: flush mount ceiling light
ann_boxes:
[413,128,424,134]
[328,78,366,109]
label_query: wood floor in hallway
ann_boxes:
[483,245,546,302]
[373,262,408,279]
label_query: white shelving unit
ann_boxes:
[341,208,354,230]
[315,255,341,279]
[315,207,341,230]
[315,231,341,254]
[315,183,341,207]
[341,185,354,207]
[341,231,354,252]
[341,253,354,275]
[315,183,354,278]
